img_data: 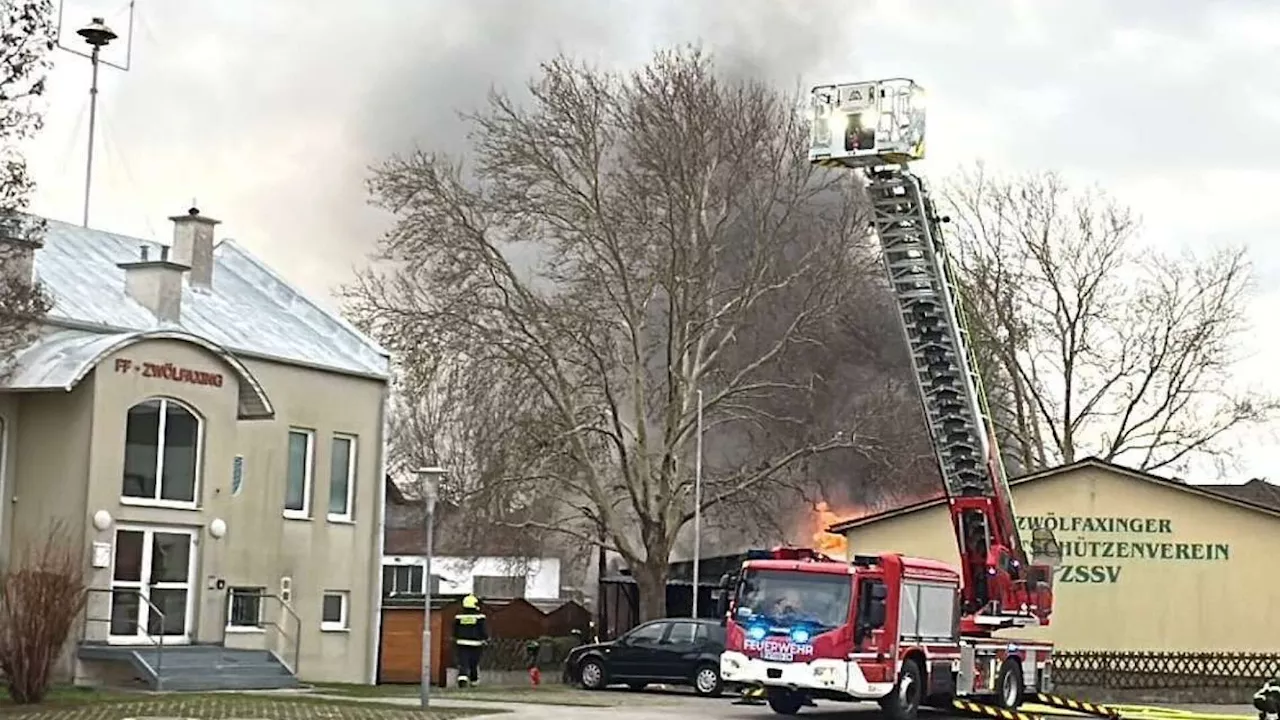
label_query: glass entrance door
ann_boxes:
[108,526,196,644]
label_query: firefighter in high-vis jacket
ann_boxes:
[453,595,489,687]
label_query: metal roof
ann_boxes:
[827,457,1280,533]
[24,217,390,380]
[5,327,275,419]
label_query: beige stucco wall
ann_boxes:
[4,337,386,684]
[840,465,1280,652]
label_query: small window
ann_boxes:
[916,583,958,639]
[284,429,314,518]
[473,575,524,598]
[327,434,356,521]
[626,622,667,644]
[321,591,349,631]
[381,565,426,596]
[899,582,919,636]
[226,587,265,631]
[665,621,699,644]
[122,398,202,505]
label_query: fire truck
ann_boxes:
[715,78,1072,718]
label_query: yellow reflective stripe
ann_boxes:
[456,639,485,646]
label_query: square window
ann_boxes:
[327,435,357,521]
[227,587,265,631]
[284,429,314,518]
[321,591,349,631]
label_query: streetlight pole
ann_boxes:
[414,467,445,710]
[691,389,704,618]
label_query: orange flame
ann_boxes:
[811,501,849,560]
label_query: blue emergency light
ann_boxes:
[790,628,811,644]
[747,625,767,641]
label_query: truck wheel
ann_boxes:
[766,688,805,715]
[880,658,924,720]
[996,659,1024,708]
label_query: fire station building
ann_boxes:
[0,211,390,687]
[829,458,1280,653]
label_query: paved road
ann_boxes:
[332,691,1259,720]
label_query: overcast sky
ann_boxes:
[24,0,1280,481]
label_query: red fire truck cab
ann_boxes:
[717,547,1054,717]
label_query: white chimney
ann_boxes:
[169,206,219,288]
[0,217,44,286]
[117,244,189,323]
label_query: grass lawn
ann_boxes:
[0,685,494,719]
[311,683,685,707]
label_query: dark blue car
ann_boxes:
[563,618,725,697]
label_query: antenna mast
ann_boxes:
[55,0,137,229]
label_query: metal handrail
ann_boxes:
[221,589,303,676]
[82,587,168,676]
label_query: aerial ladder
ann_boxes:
[807,79,1062,633]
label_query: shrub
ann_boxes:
[0,522,89,703]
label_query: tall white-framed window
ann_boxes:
[327,434,357,522]
[121,398,202,508]
[283,428,314,519]
[321,590,349,632]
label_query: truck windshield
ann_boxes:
[734,569,852,631]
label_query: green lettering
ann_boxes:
[1212,543,1229,561]
[1144,543,1160,559]
[1071,566,1092,583]
[1158,519,1172,534]
[1099,541,1114,558]
[1160,543,1173,559]
[1105,566,1122,582]
[1191,544,1205,560]
[1115,518,1131,533]
[1143,518,1159,533]
[1057,565,1073,583]
[1116,542,1130,559]
[1175,543,1190,560]
[1016,517,1028,531]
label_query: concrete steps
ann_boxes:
[78,643,300,691]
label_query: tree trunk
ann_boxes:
[632,560,669,622]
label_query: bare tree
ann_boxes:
[346,47,887,619]
[0,521,89,704]
[386,356,564,563]
[0,0,55,375]
[943,163,1273,475]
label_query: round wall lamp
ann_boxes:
[91,510,113,532]
[208,518,227,539]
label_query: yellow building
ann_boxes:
[829,458,1280,653]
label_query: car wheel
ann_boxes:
[766,688,805,715]
[879,657,923,720]
[579,658,607,690]
[995,659,1024,708]
[693,663,723,697]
